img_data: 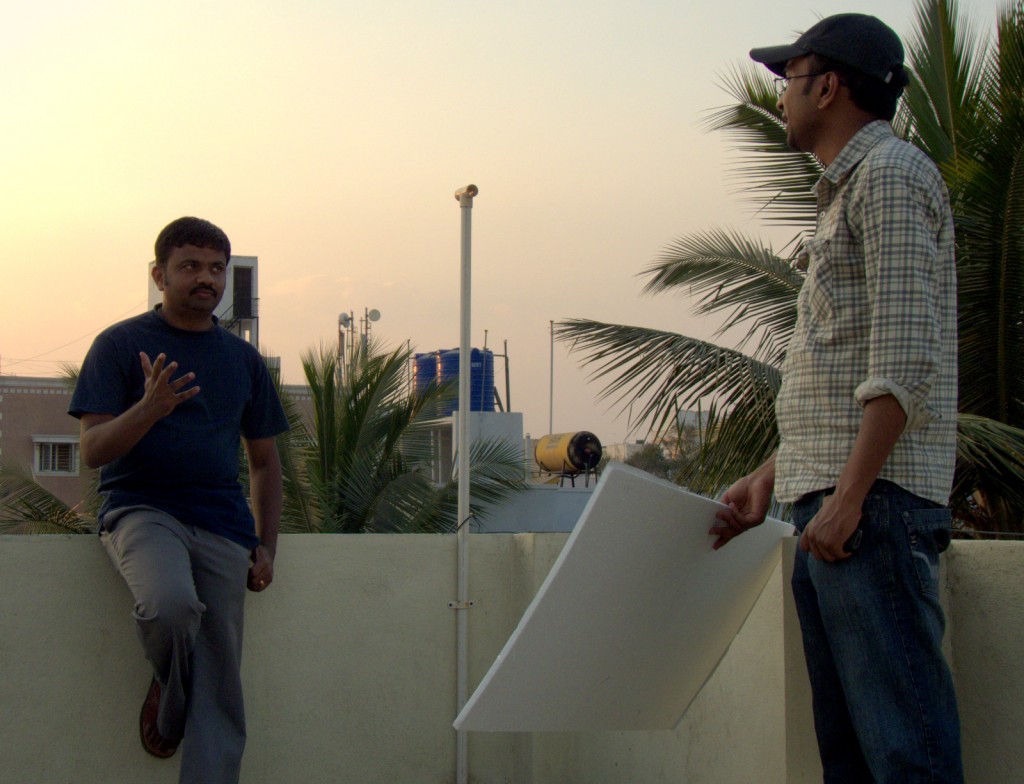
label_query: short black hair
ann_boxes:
[154,217,231,267]
[809,53,904,122]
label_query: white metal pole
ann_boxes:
[549,319,554,435]
[337,314,346,387]
[453,183,477,784]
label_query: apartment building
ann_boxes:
[0,375,89,508]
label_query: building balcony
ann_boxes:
[1,534,1020,783]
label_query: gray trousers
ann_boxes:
[101,507,251,784]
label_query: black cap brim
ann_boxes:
[749,44,810,76]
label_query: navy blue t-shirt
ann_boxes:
[69,308,289,548]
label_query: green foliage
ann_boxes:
[0,461,95,535]
[644,229,803,365]
[558,0,1024,532]
[704,64,822,232]
[954,415,1024,534]
[279,342,526,533]
[556,320,782,494]
[947,0,1024,428]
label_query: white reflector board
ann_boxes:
[455,461,794,731]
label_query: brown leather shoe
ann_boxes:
[139,677,180,759]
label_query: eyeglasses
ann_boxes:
[773,72,828,96]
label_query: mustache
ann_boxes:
[190,285,217,295]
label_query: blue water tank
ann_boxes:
[436,348,494,416]
[472,349,495,412]
[413,352,439,396]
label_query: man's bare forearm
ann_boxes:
[800,394,907,561]
[245,438,283,556]
[833,394,907,510]
[80,404,163,468]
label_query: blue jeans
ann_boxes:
[791,480,963,783]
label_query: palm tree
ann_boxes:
[557,0,1024,532]
[278,341,526,534]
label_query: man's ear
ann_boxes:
[817,72,841,108]
[151,263,165,292]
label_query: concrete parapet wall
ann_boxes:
[1,535,1021,783]
[944,543,1024,784]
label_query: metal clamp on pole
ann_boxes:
[448,600,476,610]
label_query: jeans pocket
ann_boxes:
[903,507,951,597]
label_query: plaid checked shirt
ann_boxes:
[774,121,958,505]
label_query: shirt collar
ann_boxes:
[817,120,894,191]
[153,304,220,328]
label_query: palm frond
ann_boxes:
[953,414,1024,532]
[902,0,988,166]
[58,362,80,389]
[674,398,779,496]
[557,0,1024,535]
[0,462,94,534]
[953,1,1024,427]
[428,437,529,531]
[642,228,803,364]
[272,384,320,534]
[288,340,524,533]
[555,320,781,441]
[706,63,822,228]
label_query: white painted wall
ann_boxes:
[1,535,1021,783]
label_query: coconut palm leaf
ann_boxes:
[641,228,803,364]
[555,319,780,446]
[705,64,822,228]
[403,438,529,533]
[953,414,1024,532]
[673,396,780,497]
[901,0,989,165]
[0,462,94,534]
[59,362,80,388]
[270,372,319,534]
[285,341,523,533]
[451,437,530,518]
[953,2,1024,427]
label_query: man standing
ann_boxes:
[711,14,963,783]
[70,217,288,784]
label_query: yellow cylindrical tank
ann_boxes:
[534,432,602,474]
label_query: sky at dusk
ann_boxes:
[0,0,1002,445]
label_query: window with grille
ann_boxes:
[34,440,80,475]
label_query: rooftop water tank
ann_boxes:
[415,348,495,417]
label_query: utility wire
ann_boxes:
[2,298,147,372]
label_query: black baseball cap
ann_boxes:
[750,13,908,87]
